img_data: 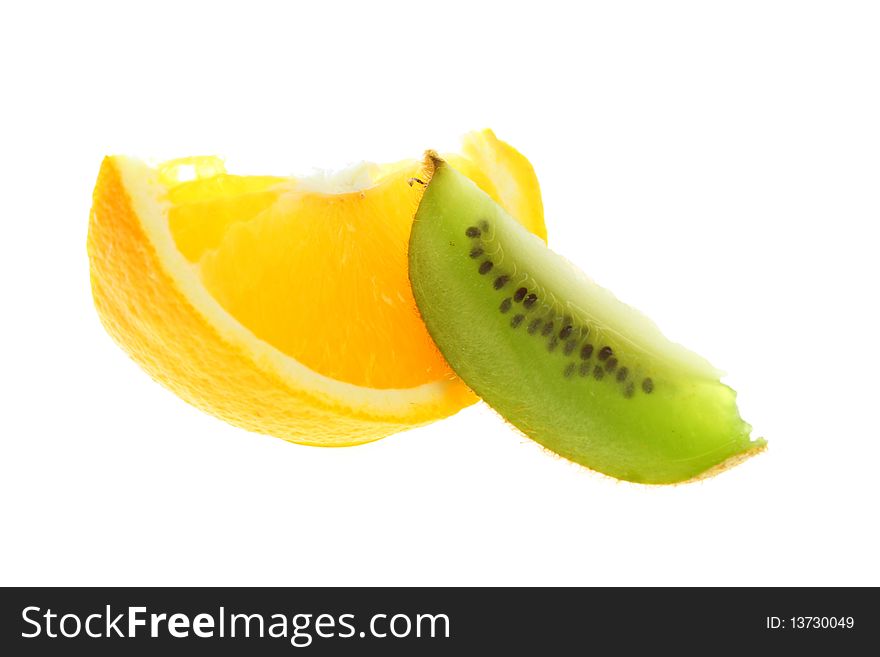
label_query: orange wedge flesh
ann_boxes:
[195,165,438,389]
[88,130,546,444]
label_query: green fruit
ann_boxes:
[409,153,765,484]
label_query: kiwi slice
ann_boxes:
[409,153,765,484]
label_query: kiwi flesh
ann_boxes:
[408,153,765,484]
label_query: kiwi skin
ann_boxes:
[409,153,765,484]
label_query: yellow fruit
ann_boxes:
[88,130,546,445]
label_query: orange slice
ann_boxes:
[88,130,546,445]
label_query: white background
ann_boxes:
[1,1,878,586]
